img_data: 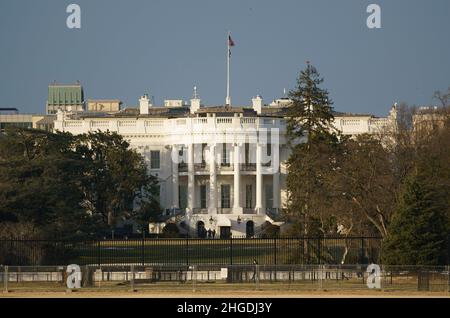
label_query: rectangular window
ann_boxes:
[265,184,273,209]
[245,143,250,165]
[221,143,229,166]
[179,185,187,210]
[245,184,253,209]
[150,150,160,169]
[200,185,207,209]
[201,143,207,165]
[221,184,231,208]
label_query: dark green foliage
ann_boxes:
[0,128,91,238]
[161,223,181,238]
[382,169,449,265]
[287,62,337,143]
[286,63,342,235]
[260,221,280,238]
[0,128,161,239]
[76,131,161,230]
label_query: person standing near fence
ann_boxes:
[251,259,258,281]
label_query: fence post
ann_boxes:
[130,265,136,292]
[230,237,233,265]
[97,240,101,267]
[274,238,277,265]
[3,266,8,293]
[141,237,145,266]
[186,237,189,266]
[318,238,321,265]
[360,237,365,264]
[192,265,196,293]
[447,265,450,293]
[255,264,260,291]
[319,264,324,291]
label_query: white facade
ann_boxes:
[53,97,396,237]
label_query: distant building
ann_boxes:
[32,115,56,132]
[46,82,85,114]
[0,108,55,133]
[0,109,33,132]
[87,99,122,113]
[0,108,19,115]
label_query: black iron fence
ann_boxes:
[0,237,382,266]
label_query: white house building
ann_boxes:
[53,92,397,238]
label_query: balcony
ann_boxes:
[243,208,257,214]
[219,163,233,171]
[240,163,256,171]
[194,162,208,171]
[217,208,232,214]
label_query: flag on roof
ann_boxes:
[228,35,235,47]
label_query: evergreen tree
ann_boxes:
[382,169,449,265]
[286,62,342,235]
[0,128,92,238]
[287,62,337,143]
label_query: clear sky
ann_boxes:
[1,0,449,116]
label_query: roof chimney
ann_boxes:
[139,94,150,115]
[252,95,263,114]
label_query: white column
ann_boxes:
[272,143,280,211]
[273,172,280,210]
[255,143,263,214]
[187,143,195,211]
[171,145,179,208]
[209,144,217,214]
[233,143,242,213]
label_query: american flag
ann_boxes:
[228,35,235,47]
[228,35,235,57]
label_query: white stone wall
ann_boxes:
[53,109,394,236]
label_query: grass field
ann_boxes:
[3,237,381,266]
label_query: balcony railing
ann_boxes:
[240,163,256,171]
[194,162,208,171]
[243,208,257,214]
[219,163,233,171]
[217,208,232,214]
[192,208,208,214]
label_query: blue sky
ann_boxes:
[1,0,449,116]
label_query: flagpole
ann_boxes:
[226,31,231,106]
